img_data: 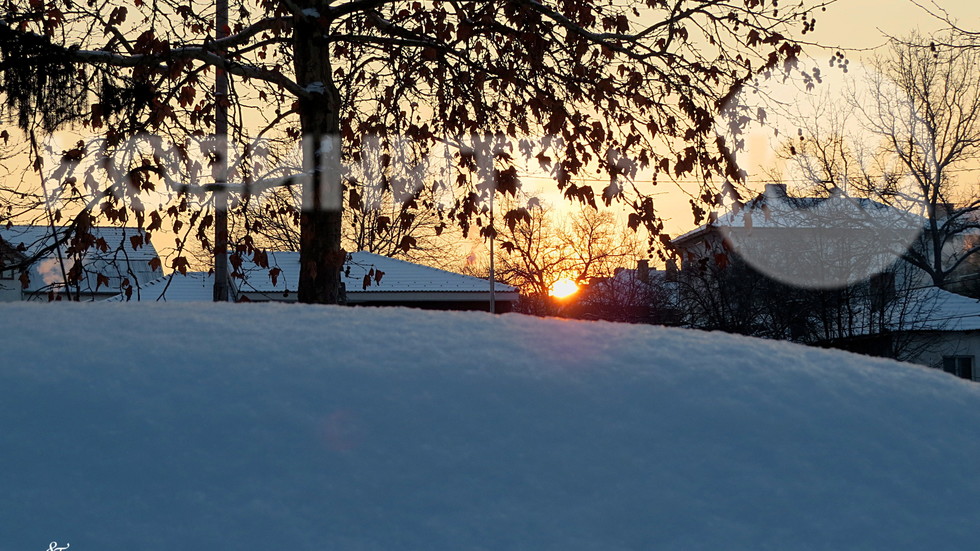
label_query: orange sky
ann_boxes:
[4,0,980,270]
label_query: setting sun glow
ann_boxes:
[550,279,579,299]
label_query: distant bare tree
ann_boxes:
[859,35,980,290]
[466,198,641,315]
[763,34,980,294]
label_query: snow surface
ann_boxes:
[3,303,980,551]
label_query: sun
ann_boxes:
[549,278,579,299]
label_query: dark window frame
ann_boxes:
[942,355,976,381]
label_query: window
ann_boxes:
[942,356,976,381]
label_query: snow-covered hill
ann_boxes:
[2,303,979,550]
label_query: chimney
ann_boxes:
[936,202,954,219]
[637,259,649,284]
[764,183,787,198]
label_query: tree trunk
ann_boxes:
[212,0,230,302]
[294,8,344,304]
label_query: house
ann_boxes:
[818,286,980,381]
[0,225,162,301]
[108,251,520,312]
[670,184,980,379]
[882,288,980,380]
[569,260,682,324]
[672,183,923,290]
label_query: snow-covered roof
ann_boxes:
[0,224,162,294]
[906,288,980,332]
[0,225,159,259]
[104,272,215,302]
[236,251,518,299]
[673,187,922,245]
[105,251,518,302]
[810,286,980,339]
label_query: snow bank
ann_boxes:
[2,303,979,550]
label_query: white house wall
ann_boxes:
[0,278,20,301]
[906,331,980,380]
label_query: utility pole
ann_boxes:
[489,188,496,314]
[212,0,230,302]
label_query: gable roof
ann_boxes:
[0,225,162,294]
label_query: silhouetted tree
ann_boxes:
[1,0,824,303]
